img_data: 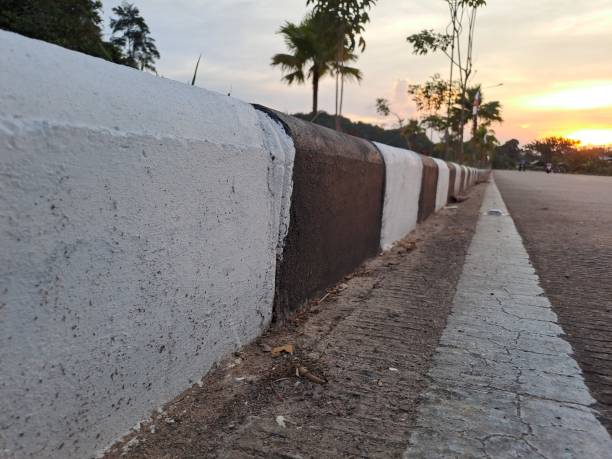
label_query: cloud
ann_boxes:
[100,0,612,144]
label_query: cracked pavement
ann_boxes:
[404,179,612,458]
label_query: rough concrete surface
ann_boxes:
[405,179,612,458]
[375,143,423,251]
[417,156,439,223]
[432,158,450,211]
[269,111,384,320]
[447,163,457,201]
[495,171,612,435]
[459,166,466,192]
[103,183,487,459]
[0,31,295,458]
[451,163,462,197]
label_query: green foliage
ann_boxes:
[272,13,361,114]
[408,77,502,146]
[564,148,612,176]
[0,0,115,60]
[0,0,158,70]
[375,98,404,128]
[293,111,434,154]
[525,137,580,163]
[306,0,377,51]
[401,119,435,154]
[375,98,391,117]
[466,125,498,165]
[493,139,522,169]
[406,0,488,161]
[503,138,612,176]
[110,2,160,72]
[408,74,454,114]
[406,29,453,55]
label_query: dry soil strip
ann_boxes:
[404,179,612,458]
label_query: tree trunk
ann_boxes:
[339,73,345,122]
[312,72,319,116]
[334,65,341,132]
[334,29,343,132]
[458,92,466,163]
[445,0,458,162]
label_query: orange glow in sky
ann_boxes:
[567,129,612,146]
[523,82,612,111]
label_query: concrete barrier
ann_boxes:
[263,110,384,320]
[0,31,488,459]
[447,162,457,201]
[375,143,423,251]
[0,31,295,459]
[460,165,469,192]
[417,155,439,222]
[451,163,462,198]
[432,158,450,211]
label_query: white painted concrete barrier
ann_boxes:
[461,165,468,191]
[0,31,294,458]
[375,143,423,251]
[432,158,450,211]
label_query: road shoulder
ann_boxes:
[404,179,612,458]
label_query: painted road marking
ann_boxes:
[404,179,612,458]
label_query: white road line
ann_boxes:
[404,179,612,458]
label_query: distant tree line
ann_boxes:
[493,137,612,176]
[0,0,159,72]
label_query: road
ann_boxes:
[496,170,612,434]
[405,178,610,458]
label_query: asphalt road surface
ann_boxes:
[496,170,612,434]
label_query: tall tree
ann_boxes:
[408,74,456,141]
[110,2,160,72]
[306,0,377,130]
[526,137,579,164]
[407,0,487,161]
[401,119,433,153]
[453,85,502,137]
[271,13,361,116]
[493,139,522,169]
[0,0,122,61]
[375,98,404,128]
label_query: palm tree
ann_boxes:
[335,45,363,125]
[472,125,499,165]
[110,2,160,73]
[452,85,503,139]
[402,119,426,151]
[271,13,361,116]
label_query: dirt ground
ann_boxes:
[104,184,486,459]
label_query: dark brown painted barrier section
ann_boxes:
[447,162,457,201]
[417,155,438,223]
[255,107,385,320]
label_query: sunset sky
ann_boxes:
[101,0,612,145]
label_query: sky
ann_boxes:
[101,0,612,145]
